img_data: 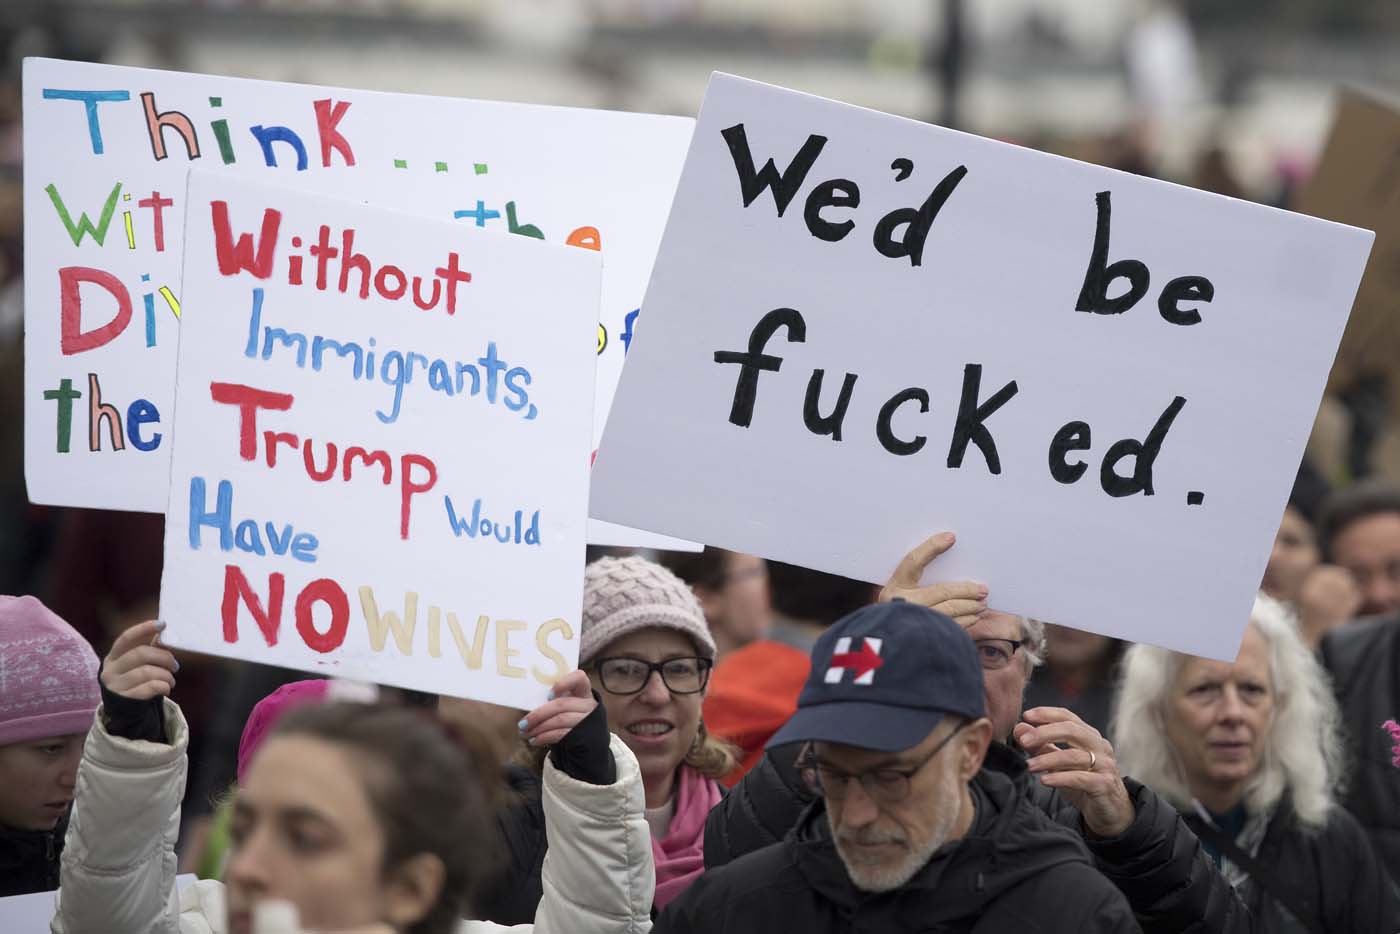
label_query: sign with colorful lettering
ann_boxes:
[23,56,694,549]
[592,73,1374,660]
[160,171,598,707]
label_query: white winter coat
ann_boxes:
[50,700,654,934]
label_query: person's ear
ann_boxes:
[383,852,445,929]
[957,718,994,782]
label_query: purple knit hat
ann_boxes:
[0,595,101,746]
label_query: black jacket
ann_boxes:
[659,754,1140,933]
[0,814,66,897]
[1183,802,1398,934]
[1319,616,1400,888]
[707,742,1252,934]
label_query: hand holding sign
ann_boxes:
[878,532,988,628]
[101,618,178,701]
[519,669,596,747]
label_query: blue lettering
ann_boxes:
[43,89,130,155]
[126,399,161,451]
[188,476,234,551]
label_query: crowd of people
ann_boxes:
[3,471,1400,932]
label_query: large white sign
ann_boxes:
[160,172,598,708]
[592,73,1374,659]
[23,56,694,548]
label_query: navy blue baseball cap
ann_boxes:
[767,600,986,753]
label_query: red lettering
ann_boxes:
[304,440,338,481]
[210,382,294,460]
[221,564,284,646]
[434,252,472,315]
[313,99,356,168]
[295,578,349,653]
[211,200,281,278]
[400,453,437,540]
[59,266,132,355]
[137,191,174,252]
[264,430,300,468]
[344,446,392,484]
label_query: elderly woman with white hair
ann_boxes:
[1113,595,1398,933]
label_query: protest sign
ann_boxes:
[160,171,598,707]
[23,56,694,549]
[592,73,1373,659]
[1295,87,1400,414]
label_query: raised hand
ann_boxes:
[517,669,597,747]
[1015,706,1134,838]
[880,531,989,628]
[101,619,179,701]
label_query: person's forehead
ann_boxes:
[603,627,697,658]
[239,736,375,828]
[1333,511,1400,558]
[965,610,1022,641]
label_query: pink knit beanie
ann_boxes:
[580,556,715,667]
[236,680,331,784]
[0,595,101,746]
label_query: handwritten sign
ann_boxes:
[160,172,598,707]
[1295,88,1400,414]
[23,56,694,549]
[592,74,1374,659]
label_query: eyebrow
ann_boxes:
[232,800,339,831]
[815,753,912,771]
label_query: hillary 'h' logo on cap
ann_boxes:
[824,636,884,685]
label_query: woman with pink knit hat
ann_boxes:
[480,555,737,923]
[0,595,100,896]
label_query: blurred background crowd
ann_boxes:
[2,0,1400,893]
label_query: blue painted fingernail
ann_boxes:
[173,659,180,672]
[517,718,528,732]
[527,736,538,746]
[154,620,167,631]
[547,689,555,700]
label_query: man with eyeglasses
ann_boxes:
[654,599,1140,932]
[704,532,1257,932]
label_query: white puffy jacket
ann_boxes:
[50,700,654,934]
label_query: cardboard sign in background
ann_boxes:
[1295,88,1400,414]
[592,73,1373,660]
[161,172,598,708]
[23,56,695,549]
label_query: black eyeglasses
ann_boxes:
[973,638,1030,671]
[796,720,968,804]
[591,656,713,695]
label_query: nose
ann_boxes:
[224,829,270,894]
[1218,684,1247,724]
[637,669,672,705]
[835,779,881,831]
[57,745,82,792]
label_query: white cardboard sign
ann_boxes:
[22,56,695,549]
[592,74,1374,659]
[160,171,598,708]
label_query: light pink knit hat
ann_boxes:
[0,595,101,746]
[580,556,716,667]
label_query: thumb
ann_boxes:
[886,532,956,591]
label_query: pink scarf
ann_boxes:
[650,765,723,911]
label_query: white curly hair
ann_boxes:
[1110,594,1343,829]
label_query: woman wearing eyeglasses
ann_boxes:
[478,556,738,924]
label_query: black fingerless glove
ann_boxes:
[98,663,167,744]
[548,690,616,785]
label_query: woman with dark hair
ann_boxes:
[51,619,655,934]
